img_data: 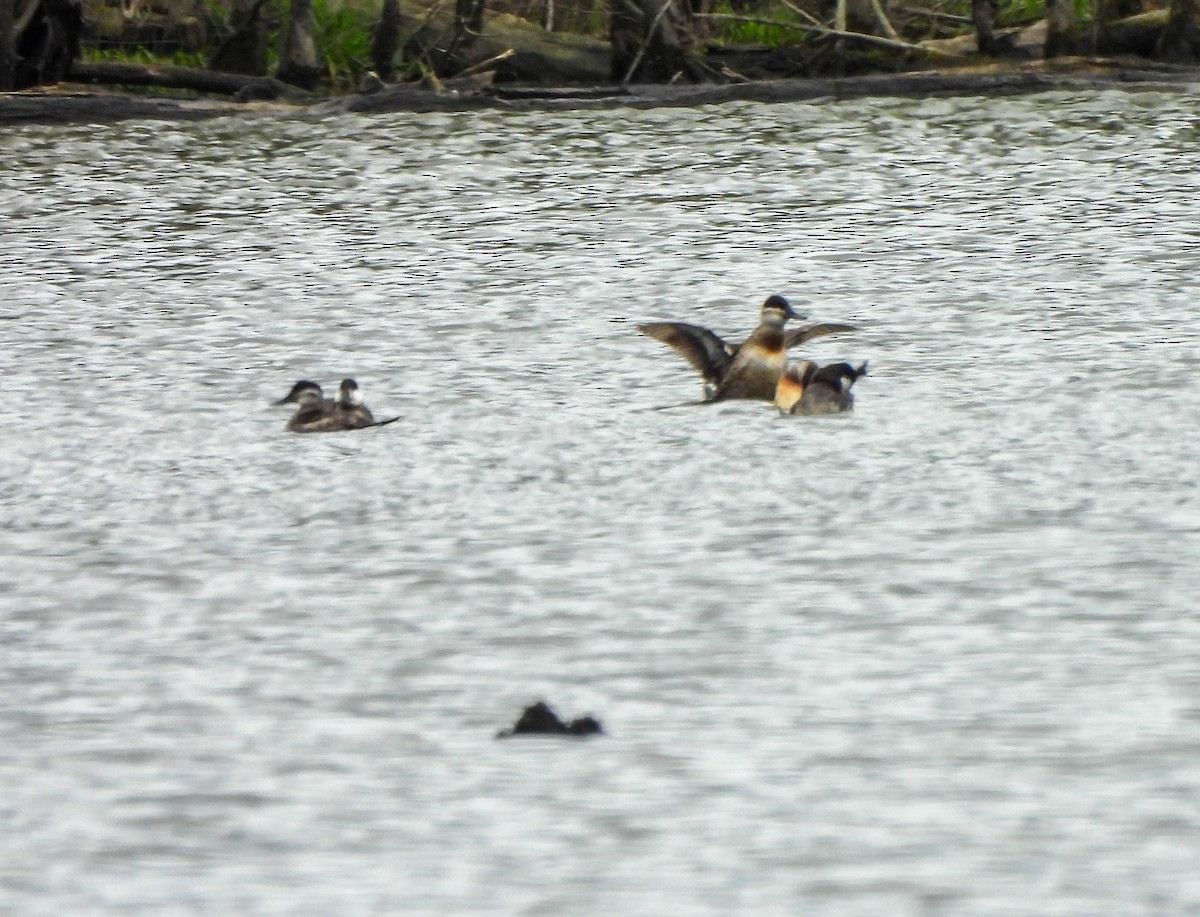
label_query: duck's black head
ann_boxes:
[813,361,869,392]
[762,294,802,322]
[337,378,364,407]
[275,380,323,406]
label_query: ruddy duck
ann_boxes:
[774,360,868,415]
[275,378,398,432]
[334,378,375,429]
[639,295,857,402]
[274,380,335,433]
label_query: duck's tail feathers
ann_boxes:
[637,398,722,413]
[361,415,402,429]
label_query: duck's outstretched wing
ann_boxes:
[784,322,858,349]
[638,321,736,388]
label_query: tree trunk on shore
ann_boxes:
[439,0,485,72]
[1044,0,1075,56]
[277,0,322,88]
[209,0,269,75]
[971,0,999,53]
[611,0,703,82]
[1,0,14,90]
[7,0,81,87]
[372,0,402,80]
[833,0,846,74]
[1156,0,1200,59]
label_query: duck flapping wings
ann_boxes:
[638,320,859,389]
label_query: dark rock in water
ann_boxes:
[496,701,604,738]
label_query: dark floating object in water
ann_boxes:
[496,701,604,738]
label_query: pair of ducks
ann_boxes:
[639,294,867,415]
[274,378,379,433]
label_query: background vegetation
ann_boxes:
[71,0,1170,91]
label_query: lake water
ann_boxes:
[2,87,1200,914]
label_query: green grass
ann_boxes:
[80,46,211,68]
[999,0,1096,27]
[313,0,377,89]
[81,0,381,91]
[706,2,814,46]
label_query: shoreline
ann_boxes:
[4,58,1198,126]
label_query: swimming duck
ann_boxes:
[275,379,399,432]
[274,380,354,433]
[274,380,332,432]
[639,295,857,402]
[774,360,868,415]
[334,378,375,429]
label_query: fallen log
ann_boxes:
[456,47,517,77]
[803,24,970,56]
[68,60,312,100]
[315,59,1200,116]
[1094,9,1169,57]
[0,91,262,124]
[5,58,1200,125]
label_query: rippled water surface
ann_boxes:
[3,88,1200,914]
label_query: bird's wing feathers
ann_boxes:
[638,322,736,387]
[783,322,858,349]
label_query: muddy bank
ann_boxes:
[3,58,1199,125]
[322,58,1200,116]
